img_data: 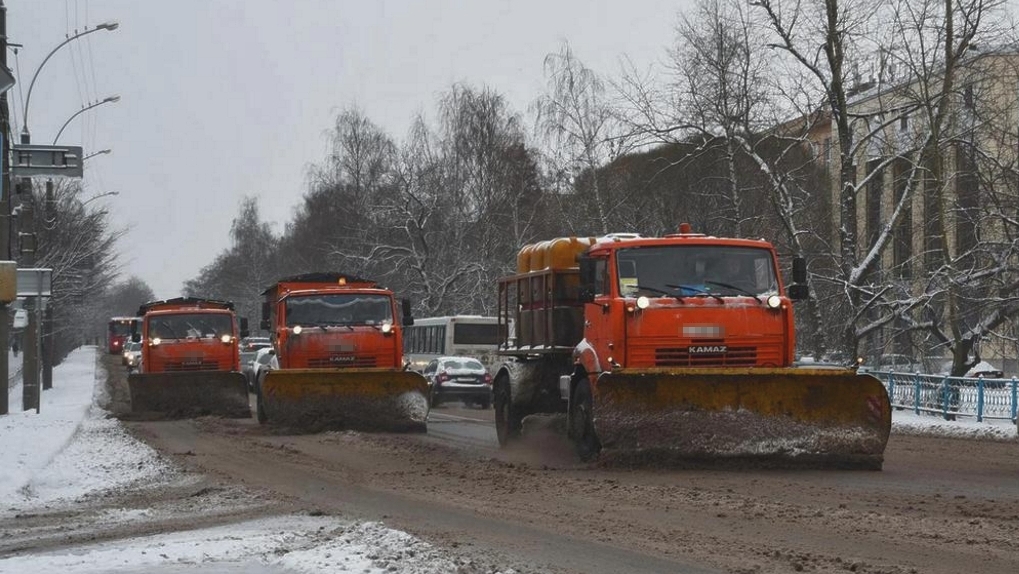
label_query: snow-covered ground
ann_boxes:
[0,347,486,574]
[0,346,1015,573]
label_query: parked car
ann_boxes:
[122,341,143,371]
[239,336,272,388]
[422,356,492,409]
[864,354,918,373]
[249,346,276,391]
[965,361,1006,388]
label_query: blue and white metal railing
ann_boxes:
[873,370,1018,422]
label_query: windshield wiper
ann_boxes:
[665,284,724,303]
[704,281,763,304]
[631,284,685,302]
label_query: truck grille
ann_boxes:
[307,355,378,368]
[165,361,221,372]
[655,347,757,367]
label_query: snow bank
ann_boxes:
[0,347,176,509]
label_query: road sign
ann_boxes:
[0,65,14,95]
[11,144,83,178]
[16,267,52,297]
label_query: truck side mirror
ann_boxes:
[578,257,596,303]
[788,257,809,300]
[402,298,415,326]
[260,302,271,331]
[239,317,250,339]
[792,257,807,284]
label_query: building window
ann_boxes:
[867,159,884,246]
[899,114,908,131]
[964,84,974,109]
[892,158,912,279]
[956,143,979,257]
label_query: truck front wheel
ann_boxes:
[494,373,520,446]
[569,380,601,462]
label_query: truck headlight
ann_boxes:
[151,337,161,346]
[292,325,303,335]
[636,296,650,310]
[221,334,232,344]
[381,321,393,334]
[766,295,782,309]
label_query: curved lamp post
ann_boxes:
[81,190,119,207]
[53,96,120,144]
[82,148,112,161]
[20,21,119,143]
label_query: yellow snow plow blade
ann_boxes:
[259,369,429,433]
[593,367,891,469]
[127,371,250,419]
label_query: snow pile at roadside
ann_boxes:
[0,347,177,509]
[18,407,180,505]
[0,515,496,574]
[892,410,1017,440]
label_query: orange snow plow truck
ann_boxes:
[494,225,891,469]
[255,273,428,433]
[128,297,251,418]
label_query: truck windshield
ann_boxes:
[616,245,779,297]
[285,294,393,327]
[147,313,233,340]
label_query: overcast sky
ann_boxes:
[7,0,691,299]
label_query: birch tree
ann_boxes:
[534,42,635,235]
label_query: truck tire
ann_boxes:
[494,373,520,445]
[569,380,601,462]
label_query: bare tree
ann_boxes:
[534,42,635,235]
[31,180,124,360]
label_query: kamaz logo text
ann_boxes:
[688,345,726,354]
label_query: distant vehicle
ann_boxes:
[868,354,918,373]
[122,341,143,371]
[249,346,276,391]
[107,316,138,355]
[421,355,492,409]
[965,361,1006,388]
[239,336,272,388]
[403,316,505,374]
[12,308,27,330]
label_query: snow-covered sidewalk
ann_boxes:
[0,346,504,574]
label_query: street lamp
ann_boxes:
[80,191,119,207]
[52,96,120,144]
[83,148,112,161]
[20,21,119,143]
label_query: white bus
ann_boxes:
[403,316,504,373]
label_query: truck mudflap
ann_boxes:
[592,367,891,469]
[127,371,251,419]
[258,369,429,433]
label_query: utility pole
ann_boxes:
[18,147,38,412]
[0,0,11,415]
[42,179,51,389]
